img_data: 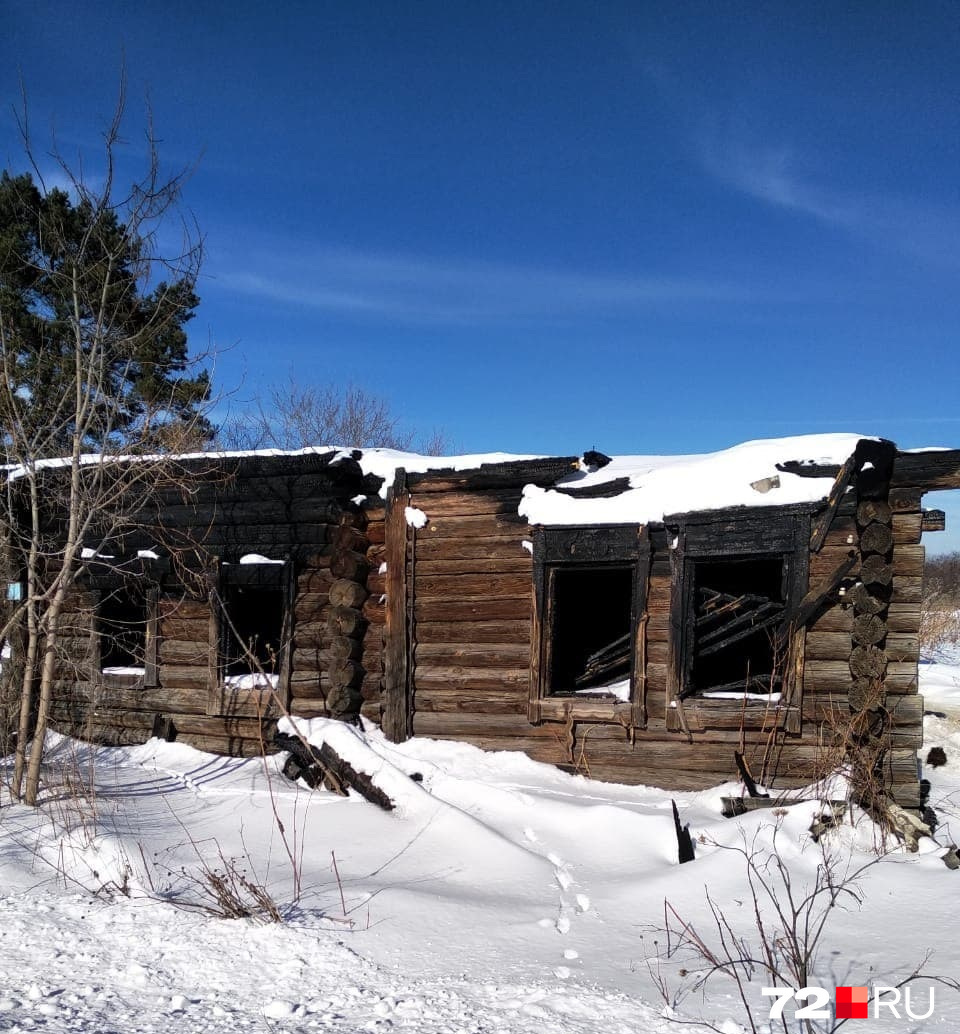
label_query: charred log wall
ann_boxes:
[48,453,378,757]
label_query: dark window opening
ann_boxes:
[549,566,633,694]
[222,583,285,678]
[688,555,786,695]
[99,587,147,672]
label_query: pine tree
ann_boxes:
[0,168,210,457]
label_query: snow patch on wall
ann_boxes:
[405,506,428,529]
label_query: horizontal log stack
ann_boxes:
[39,440,958,799]
[47,451,378,757]
[380,444,955,800]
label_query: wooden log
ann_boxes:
[325,684,362,718]
[414,598,531,623]
[329,579,369,608]
[885,633,919,663]
[410,711,571,739]
[274,733,394,809]
[177,733,276,758]
[414,539,530,564]
[809,450,859,552]
[297,569,334,593]
[415,692,527,715]
[887,489,922,516]
[891,543,925,578]
[330,550,369,581]
[290,698,328,718]
[413,573,531,599]
[159,616,210,640]
[294,592,330,612]
[158,665,213,691]
[792,553,858,628]
[886,603,921,633]
[414,557,533,575]
[890,576,922,603]
[847,582,887,614]
[328,659,364,689]
[414,619,531,644]
[361,605,386,630]
[414,666,528,690]
[332,525,369,552]
[849,679,885,711]
[326,605,366,637]
[409,491,522,518]
[416,514,529,539]
[859,523,894,556]
[160,639,211,666]
[327,635,363,663]
[806,630,858,661]
[849,645,887,680]
[293,622,329,649]
[807,605,853,633]
[859,555,892,587]
[852,613,887,646]
[414,643,531,666]
[365,573,386,596]
[365,521,386,545]
[892,513,923,544]
[891,448,960,491]
[857,499,892,526]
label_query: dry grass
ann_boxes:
[920,598,960,655]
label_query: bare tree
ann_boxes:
[0,86,212,804]
[220,378,450,455]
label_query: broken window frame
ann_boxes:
[666,506,812,733]
[529,524,650,726]
[207,558,295,717]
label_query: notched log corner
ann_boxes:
[275,731,394,810]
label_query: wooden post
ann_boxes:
[382,471,411,742]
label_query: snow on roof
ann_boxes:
[4,433,878,525]
[518,433,869,526]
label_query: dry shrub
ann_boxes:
[919,597,960,655]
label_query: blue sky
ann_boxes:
[2,2,959,547]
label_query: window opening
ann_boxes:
[99,586,148,673]
[688,555,785,695]
[222,581,285,679]
[549,566,633,694]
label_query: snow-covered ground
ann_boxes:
[1,649,960,1033]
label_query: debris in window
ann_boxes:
[687,556,786,696]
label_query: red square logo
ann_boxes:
[836,986,869,1019]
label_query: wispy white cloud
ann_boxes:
[210,248,755,325]
[695,125,960,270]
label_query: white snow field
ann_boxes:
[1,651,959,1033]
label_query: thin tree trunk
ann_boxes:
[23,591,66,805]
[13,476,41,800]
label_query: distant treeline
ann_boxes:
[924,551,960,604]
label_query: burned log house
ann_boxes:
[23,437,960,808]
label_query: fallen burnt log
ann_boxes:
[275,731,394,810]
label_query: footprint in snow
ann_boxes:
[555,913,571,935]
[575,894,590,913]
[523,827,539,844]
